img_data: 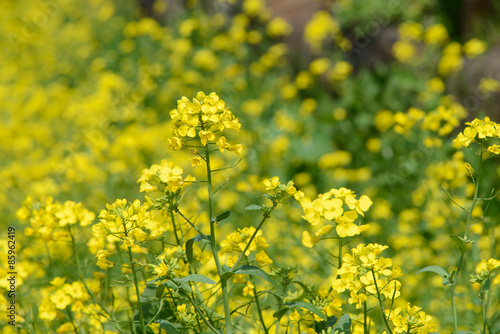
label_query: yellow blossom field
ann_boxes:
[1,0,500,333]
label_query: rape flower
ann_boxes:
[332,244,402,308]
[266,17,292,38]
[170,92,242,151]
[38,299,58,321]
[243,280,255,296]
[463,38,487,58]
[427,77,445,93]
[454,117,500,148]
[137,160,195,193]
[424,23,448,45]
[328,61,352,81]
[50,289,72,309]
[398,22,423,41]
[302,231,321,248]
[255,250,273,267]
[220,226,269,256]
[387,303,436,334]
[479,77,500,94]
[304,11,340,52]
[309,58,330,75]
[392,40,416,63]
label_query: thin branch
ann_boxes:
[438,183,470,213]
[175,209,209,239]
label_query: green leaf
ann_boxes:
[185,234,209,263]
[156,284,166,299]
[450,234,466,253]
[416,265,452,286]
[234,265,281,292]
[180,274,216,286]
[285,301,326,320]
[245,204,263,211]
[332,313,351,333]
[273,307,289,320]
[159,319,180,333]
[484,277,491,291]
[215,210,231,222]
[147,278,160,284]
[221,271,234,281]
[163,280,178,290]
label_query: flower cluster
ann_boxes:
[264,176,297,203]
[17,196,95,233]
[220,226,269,258]
[169,91,242,156]
[386,303,436,334]
[470,258,500,299]
[92,199,163,268]
[16,197,96,261]
[332,244,403,309]
[137,160,195,193]
[454,117,500,154]
[38,278,90,321]
[296,187,372,247]
[152,247,190,280]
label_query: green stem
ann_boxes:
[252,278,269,334]
[204,143,232,334]
[66,307,80,334]
[464,141,484,238]
[371,269,393,334]
[451,140,484,334]
[274,320,280,334]
[338,238,343,269]
[169,208,181,245]
[363,301,368,334]
[482,293,487,334]
[450,253,464,334]
[186,294,220,334]
[122,221,147,334]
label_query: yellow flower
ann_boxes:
[227,144,243,157]
[302,231,320,248]
[479,78,500,94]
[255,250,273,267]
[392,40,416,63]
[316,225,333,237]
[38,300,57,321]
[463,38,487,58]
[242,280,255,296]
[424,23,448,45]
[198,130,215,145]
[488,144,500,155]
[289,309,301,323]
[50,289,72,309]
[328,61,352,81]
[427,77,445,93]
[309,58,330,75]
[266,17,292,38]
[264,176,280,190]
[398,22,423,41]
[191,156,203,166]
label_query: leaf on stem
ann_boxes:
[332,313,351,333]
[159,319,180,333]
[416,265,453,286]
[246,204,264,211]
[186,234,210,263]
[234,265,281,292]
[284,301,327,321]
